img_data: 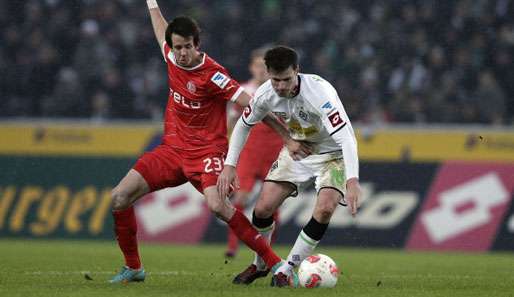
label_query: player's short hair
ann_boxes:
[165,16,201,47]
[264,46,299,72]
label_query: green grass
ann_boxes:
[1,239,513,297]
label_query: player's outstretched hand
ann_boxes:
[286,139,313,160]
[345,178,361,217]
[217,165,239,198]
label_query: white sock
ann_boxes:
[284,230,320,270]
[252,222,274,270]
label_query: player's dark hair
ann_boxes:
[165,16,201,47]
[264,46,299,72]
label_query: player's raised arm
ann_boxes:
[146,0,168,58]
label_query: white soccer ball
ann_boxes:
[298,254,340,288]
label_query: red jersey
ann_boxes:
[163,43,243,153]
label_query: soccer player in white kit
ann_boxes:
[217,46,361,287]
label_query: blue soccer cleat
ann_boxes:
[109,266,145,283]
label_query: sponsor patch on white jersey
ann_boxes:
[211,71,230,89]
[328,111,344,127]
[321,101,336,114]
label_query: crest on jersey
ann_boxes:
[211,71,230,89]
[299,109,309,121]
[187,81,196,93]
[328,111,344,127]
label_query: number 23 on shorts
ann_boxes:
[203,157,223,173]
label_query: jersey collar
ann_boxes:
[168,51,206,71]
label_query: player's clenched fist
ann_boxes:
[217,165,240,199]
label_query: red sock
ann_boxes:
[113,206,141,269]
[228,209,281,269]
[226,203,243,254]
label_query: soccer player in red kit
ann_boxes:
[108,0,306,283]
[225,49,283,268]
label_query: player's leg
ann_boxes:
[276,158,346,276]
[109,169,150,283]
[275,188,342,277]
[232,181,294,285]
[202,186,282,271]
[225,155,257,258]
[185,152,283,273]
[225,190,250,258]
[110,146,187,283]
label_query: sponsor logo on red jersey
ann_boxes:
[211,71,230,89]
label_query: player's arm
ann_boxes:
[146,0,168,58]
[217,116,252,198]
[332,126,361,217]
[261,114,312,160]
[321,96,361,216]
[233,91,312,159]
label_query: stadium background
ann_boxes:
[1,0,514,260]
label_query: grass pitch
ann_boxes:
[1,239,513,297]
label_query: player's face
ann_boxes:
[170,33,200,67]
[268,66,299,97]
[249,56,267,84]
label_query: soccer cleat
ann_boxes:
[109,266,145,283]
[271,272,290,287]
[232,264,270,285]
[270,262,299,288]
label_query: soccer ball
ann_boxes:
[298,254,340,288]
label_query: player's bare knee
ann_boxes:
[254,204,274,219]
[315,200,337,222]
[111,188,131,211]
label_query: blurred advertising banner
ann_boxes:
[2,123,514,162]
[1,122,514,252]
[202,163,438,248]
[0,156,134,239]
[406,162,514,251]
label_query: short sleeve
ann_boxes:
[207,68,243,102]
[162,41,171,63]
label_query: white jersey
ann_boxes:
[227,73,359,181]
[243,74,354,154]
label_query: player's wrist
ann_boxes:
[146,0,158,9]
[223,163,236,169]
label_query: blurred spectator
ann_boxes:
[0,0,513,125]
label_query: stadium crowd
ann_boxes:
[1,0,513,125]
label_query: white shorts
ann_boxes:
[265,147,346,200]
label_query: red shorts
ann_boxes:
[237,130,283,192]
[133,145,226,193]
